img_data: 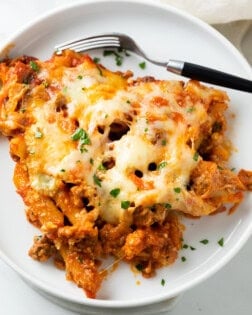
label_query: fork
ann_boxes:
[55,33,252,93]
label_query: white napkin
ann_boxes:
[160,0,252,64]
[160,0,252,24]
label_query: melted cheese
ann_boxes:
[2,50,226,224]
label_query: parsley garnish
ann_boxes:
[93,57,100,64]
[182,244,189,249]
[77,75,83,80]
[158,161,168,170]
[29,60,40,72]
[139,61,146,69]
[71,128,91,153]
[93,174,102,187]
[200,239,209,245]
[161,139,167,146]
[187,107,195,113]
[190,246,196,251]
[174,187,181,193]
[110,188,121,198]
[218,237,224,247]
[164,203,172,209]
[193,152,199,161]
[181,256,186,262]
[103,50,123,66]
[89,158,94,165]
[136,263,143,271]
[161,279,165,286]
[98,163,106,171]
[121,200,130,209]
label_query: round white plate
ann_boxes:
[0,0,252,311]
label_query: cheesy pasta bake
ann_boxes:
[0,50,251,298]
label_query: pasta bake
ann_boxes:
[0,50,250,298]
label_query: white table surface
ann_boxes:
[0,1,251,314]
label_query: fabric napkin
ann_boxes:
[160,0,252,64]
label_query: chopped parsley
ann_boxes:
[181,256,186,262]
[77,75,83,80]
[193,152,199,161]
[144,127,148,132]
[93,57,100,64]
[103,50,123,66]
[34,128,43,138]
[190,246,196,251]
[182,244,189,249]
[110,188,121,198]
[164,203,172,209]
[60,169,66,172]
[93,174,102,187]
[230,167,236,172]
[126,100,131,104]
[174,187,181,193]
[121,200,130,209]
[139,61,146,69]
[135,263,143,271]
[96,65,103,76]
[89,158,94,165]
[187,107,195,113]
[161,139,167,146]
[200,239,209,245]
[157,161,168,170]
[29,60,40,72]
[98,163,106,171]
[71,128,91,153]
[161,279,166,286]
[218,237,224,247]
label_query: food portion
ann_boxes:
[0,50,250,298]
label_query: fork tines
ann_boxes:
[55,35,120,54]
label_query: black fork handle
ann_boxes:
[167,60,252,93]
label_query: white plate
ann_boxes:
[0,0,252,311]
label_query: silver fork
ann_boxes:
[55,33,252,93]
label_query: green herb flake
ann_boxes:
[89,158,94,165]
[182,244,189,249]
[164,203,172,209]
[181,256,186,262]
[135,263,143,271]
[230,167,236,172]
[187,107,195,113]
[98,163,106,171]
[103,50,124,66]
[29,60,40,72]
[77,75,83,80]
[200,239,209,245]
[217,165,224,170]
[93,57,100,64]
[161,139,167,146]
[190,246,196,251]
[34,128,43,139]
[126,100,131,104]
[218,237,224,247]
[60,169,66,172]
[174,187,181,193]
[139,61,146,69]
[93,174,102,187]
[193,152,199,162]
[110,188,121,198]
[121,200,131,209]
[158,161,168,170]
[161,279,165,286]
[96,65,103,76]
[71,128,91,153]
[144,127,148,132]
